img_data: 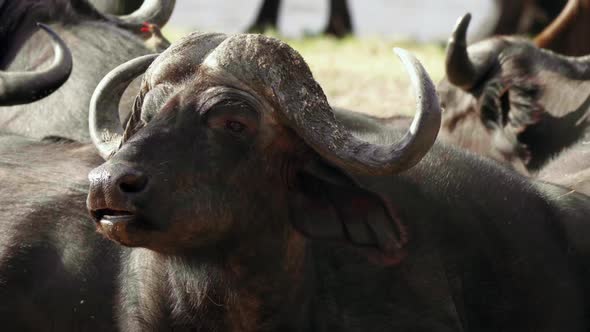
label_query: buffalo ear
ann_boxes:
[536,71,590,121]
[287,159,406,257]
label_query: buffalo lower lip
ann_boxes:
[100,214,137,226]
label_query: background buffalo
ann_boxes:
[439,13,590,173]
[0,0,174,142]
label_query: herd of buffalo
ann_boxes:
[1,0,590,331]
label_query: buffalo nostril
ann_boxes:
[117,171,148,193]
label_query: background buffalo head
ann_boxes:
[438,14,590,173]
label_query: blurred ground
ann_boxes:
[163,28,446,117]
[167,0,496,41]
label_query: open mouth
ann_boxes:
[91,209,137,225]
[89,208,148,246]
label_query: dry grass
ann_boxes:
[163,27,446,117]
[285,36,446,117]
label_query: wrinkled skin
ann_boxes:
[2,33,590,331]
[439,36,590,173]
[0,0,172,142]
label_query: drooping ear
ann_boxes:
[287,159,407,263]
[535,70,590,121]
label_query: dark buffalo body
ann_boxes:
[0,136,119,330]
[0,32,590,331]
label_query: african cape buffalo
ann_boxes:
[438,13,590,174]
[0,0,174,142]
[1,32,590,331]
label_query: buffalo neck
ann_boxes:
[117,212,314,331]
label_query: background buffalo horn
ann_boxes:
[0,23,73,106]
[89,54,158,159]
[289,48,441,175]
[534,0,588,53]
[107,0,176,31]
[445,13,483,90]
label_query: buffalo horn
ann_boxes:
[445,13,483,90]
[89,54,158,159]
[90,48,441,172]
[0,23,73,106]
[288,48,441,175]
[535,0,579,49]
[107,0,176,31]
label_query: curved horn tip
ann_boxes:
[36,22,66,48]
[392,47,436,96]
[445,12,482,91]
[389,47,441,171]
[392,47,420,70]
[392,47,429,95]
[392,47,441,128]
[37,22,73,69]
[451,13,472,44]
[36,22,49,30]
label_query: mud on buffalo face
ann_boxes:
[439,14,590,173]
[86,32,441,254]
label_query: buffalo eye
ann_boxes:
[205,99,259,138]
[225,120,246,133]
[499,90,510,126]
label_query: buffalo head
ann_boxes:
[86,32,440,258]
[439,13,590,173]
